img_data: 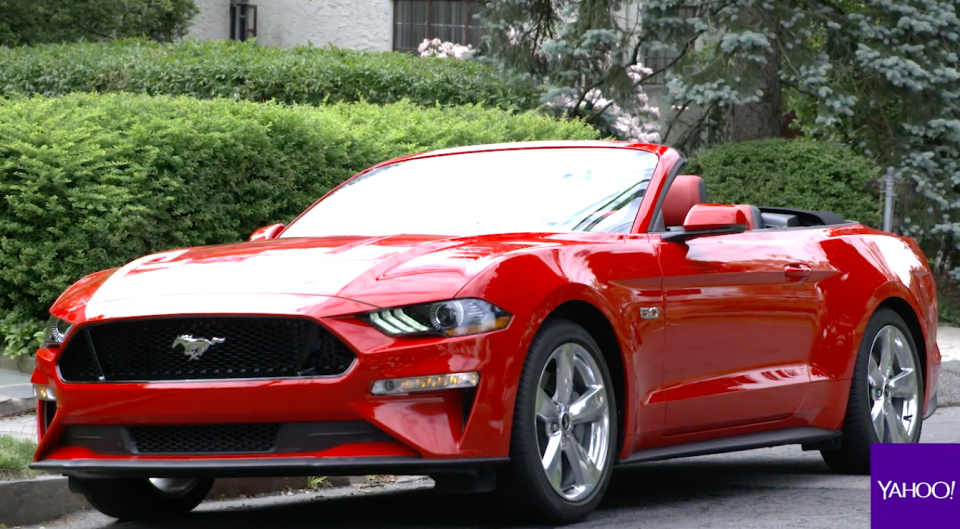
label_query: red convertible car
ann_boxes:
[30,141,940,523]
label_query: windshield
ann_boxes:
[281,148,659,238]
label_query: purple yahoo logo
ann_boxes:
[876,480,956,500]
[871,444,960,528]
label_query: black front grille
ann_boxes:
[58,316,356,382]
[57,334,101,382]
[128,423,280,454]
[61,421,395,456]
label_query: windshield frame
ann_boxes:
[281,145,665,238]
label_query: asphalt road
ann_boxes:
[24,406,960,529]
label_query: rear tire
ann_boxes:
[494,319,617,524]
[821,308,923,474]
[71,477,213,520]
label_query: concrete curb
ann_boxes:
[0,475,89,527]
[0,475,353,526]
[0,353,35,374]
[0,395,35,418]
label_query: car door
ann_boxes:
[655,229,825,437]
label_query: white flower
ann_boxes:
[418,38,475,60]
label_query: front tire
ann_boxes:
[495,319,617,524]
[71,477,213,520]
[821,308,923,474]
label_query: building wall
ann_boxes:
[190,0,233,41]
[188,0,394,51]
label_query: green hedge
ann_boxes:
[0,93,596,357]
[0,39,539,111]
[686,139,881,226]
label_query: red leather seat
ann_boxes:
[662,175,707,227]
[662,176,765,230]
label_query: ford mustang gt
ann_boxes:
[30,141,940,523]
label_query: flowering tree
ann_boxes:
[542,62,661,143]
[479,0,662,143]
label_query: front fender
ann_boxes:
[455,240,663,457]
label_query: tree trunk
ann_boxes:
[720,7,782,142]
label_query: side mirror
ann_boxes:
[249,223,285,241]
[662,204,747,243]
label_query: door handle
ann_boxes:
[784,264,812,280]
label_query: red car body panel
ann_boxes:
[31,141,940,474]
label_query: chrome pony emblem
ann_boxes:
[172,335,225,361]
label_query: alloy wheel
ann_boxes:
[867,325,921,443]
[535,342,611,502]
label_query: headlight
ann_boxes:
[44,315,74,347]
[361,298,511,337]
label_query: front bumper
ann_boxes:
[32,455,509,479]
[31,303,527,475]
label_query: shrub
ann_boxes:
[0,0,197,47]
[685,139,881,227]
[0,39,539,112]
[0,93,597,357]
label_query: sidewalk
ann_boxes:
[936,326,960,408]
[0,412,34,441]
[0,368,33,418]
[937,326,960,363]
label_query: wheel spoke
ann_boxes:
[881,327,896,378]
[554,344,576,404]
[569,385,606,426]
[872,399,886,441]
[887,370,917,400]
[537,387,559,422]
[884,399,910,443]
[541,434,563,490]
[563,434,601,489]
[867,355,883,390]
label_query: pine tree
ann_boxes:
[643,0,960,271]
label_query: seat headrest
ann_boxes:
[662,175,708,226]
[732,204,764,230]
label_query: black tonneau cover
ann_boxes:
[758,206,848,227]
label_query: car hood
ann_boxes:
[57,234,570,314]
